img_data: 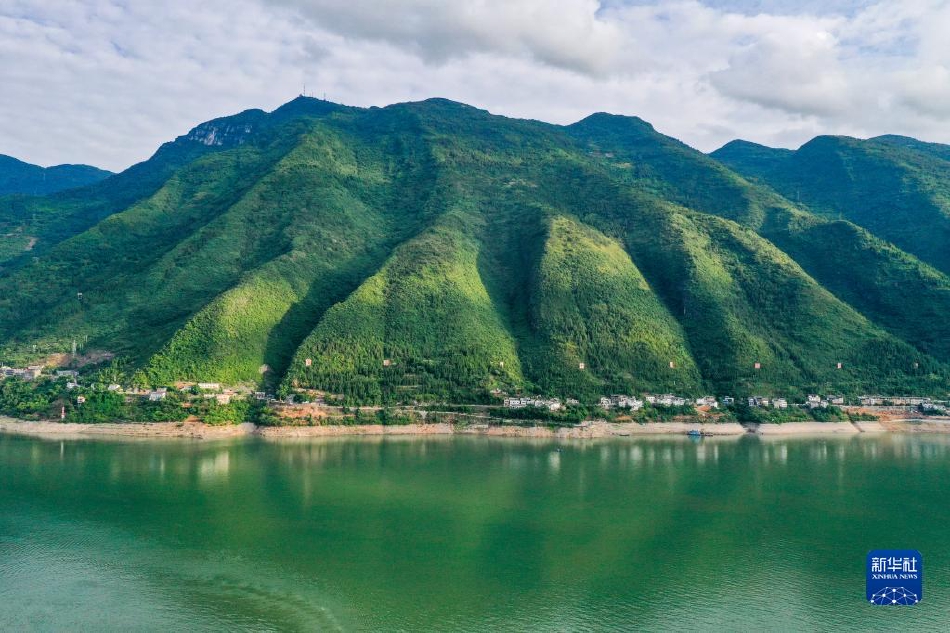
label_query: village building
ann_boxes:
[197,382,221,391]
[147,388,168,402]
[772,398,788,409]
[503,396,562,411]
[602,395,643,410]
[695,396,718,409]
[645,394,686,407]
[722,396,735,406]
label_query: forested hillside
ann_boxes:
[712,136,950,276]
[0,154,111,197]
[0,96,946,403]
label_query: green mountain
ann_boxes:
[0,97,947,403]
[571,117,950,366]
[0,154,111,197]
[711,135,950,276]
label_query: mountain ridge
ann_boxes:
[1,97,947,402]
[0,154,111,197]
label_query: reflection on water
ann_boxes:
[2,433,950,630]
[198,450,230,482]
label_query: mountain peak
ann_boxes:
[270,95,348,121]
[571,112,656,133]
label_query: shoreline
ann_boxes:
[3,415,949,441]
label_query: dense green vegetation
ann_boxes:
[712,135,950,276]
[0,154,111,197]
[285,208,525,403]
[568,113,950,370]
[0,96,948,405]
[0,377,263,424]
[522,215,701,398]
[725,403,877,424]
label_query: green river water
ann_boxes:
[1,432,949,631]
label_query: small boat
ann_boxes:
[686,429,703,437]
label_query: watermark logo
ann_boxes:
[867,550,922,605]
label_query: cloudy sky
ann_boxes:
[2,0,949,171]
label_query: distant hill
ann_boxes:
[0,154,111,196]
[0,97,947,402]
[711,135,950,276]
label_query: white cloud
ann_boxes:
[708,23,854,117]
[2,0,950,171]
[269,0,624,75]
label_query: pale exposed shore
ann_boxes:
[0,417,255,440]
[880,418,950,433]
[257,420,748,439]
[0,416,745,440]
[3,415,948,441]
[754,421,862,435]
